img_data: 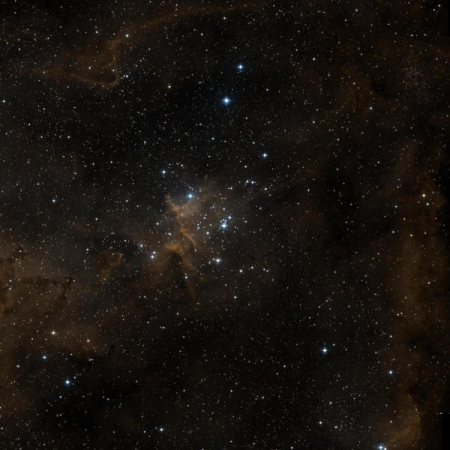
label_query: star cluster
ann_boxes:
[0,1,449,449]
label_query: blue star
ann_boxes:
[237,64,244,71]
[222,97,231,105]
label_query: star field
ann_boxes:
[0,1,449,449]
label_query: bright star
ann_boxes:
[322,347,328,354]
[222,97,231,105]
[237,64,244,71]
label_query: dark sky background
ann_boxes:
[1,1,449,449]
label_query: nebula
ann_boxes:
[0,1,449,449]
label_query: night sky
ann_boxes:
[1,1,450,449]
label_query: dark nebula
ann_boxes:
[0,1,449,449]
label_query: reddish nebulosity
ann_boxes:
[0,1,449,449]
